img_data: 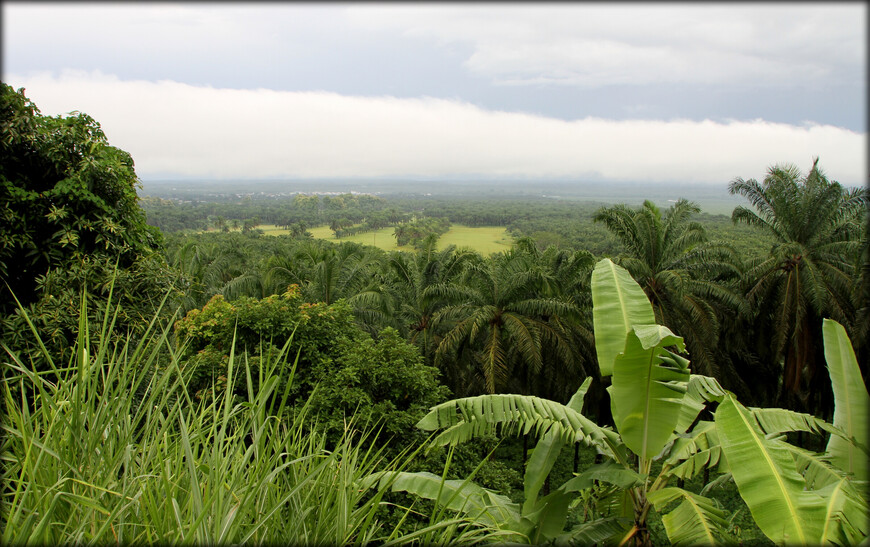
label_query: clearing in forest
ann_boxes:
[259,224,513,254]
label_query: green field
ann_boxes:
[259,224,513,254]
[438,225,514,255]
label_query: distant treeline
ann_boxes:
[141,192,773,258]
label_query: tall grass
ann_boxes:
[1,290,498,544]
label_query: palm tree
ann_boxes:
[593,199,744,385]
[167,235,263,311]
[386,240,477,365]
[263,244,306,295]
[288,240,391,331]
[729,158,868,414]
[509,238,598,403]
[431,247,581,396]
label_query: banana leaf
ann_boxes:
[675,375,726,434]
[666,421,727,480]
[523,430,563,516]
[591,258,655,377]
[562,461,644,491]
[364,471,520,529]
[647,487,732,546]
[779,441,849,490]
[565,376,592,414]
[608,325,689,459]
[521,488,574,544]
[817,477,870,545]
[556,516,631,546]
[715,394,827,545]
[823,319,870,482]
[416,393,624,460]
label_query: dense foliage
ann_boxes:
[0,84,162,313]
[0,85,174,368]
[174,286,449,447]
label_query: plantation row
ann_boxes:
[2,83,868,545]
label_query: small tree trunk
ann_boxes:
[573,442,580,473]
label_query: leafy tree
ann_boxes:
[0,84,172,378]
[729,158,868,413]
[174,287,448,450]
[1,252,181,368]
[310,327,450,445]
[0,84,161,315]
[394,217,450,248]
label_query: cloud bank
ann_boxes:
[7,71,866,185]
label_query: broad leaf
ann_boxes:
[365,471,520,528]
[416,394,624,460]
[522,488,574,544]
[608,325,689,459]
[523,430,563,516]
[674,375,726,434]
[779,441,849,490]
[591,258,655,376]
[565,376,592,414]
[715,394,826,545]
[817,478,870,545]
[823,319,870,481]
[558,516,631,546]
[647,487,731,546]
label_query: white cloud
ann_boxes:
[7,71,866,185]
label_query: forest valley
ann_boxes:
[2,83,868,545]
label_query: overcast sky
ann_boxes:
[3,2,866,185]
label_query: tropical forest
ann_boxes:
[1,83,868,546]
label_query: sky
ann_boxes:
[2,2,867,186]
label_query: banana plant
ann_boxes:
[379,259,868,545]
[714,318,869,545]
[374,259,729,545]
